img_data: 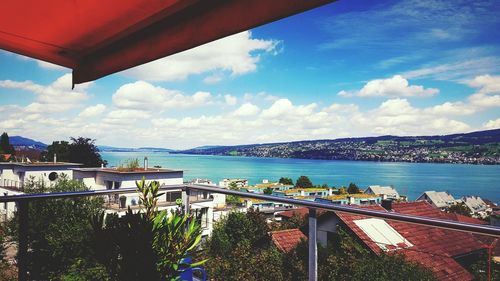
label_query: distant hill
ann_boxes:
[9,136,47,150]
[175,129,500,165]
[98,145,174,153]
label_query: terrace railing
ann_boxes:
[1,184,500,281]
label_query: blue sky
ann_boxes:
[1,0,499,149]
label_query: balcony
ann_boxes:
[1,183,499,281]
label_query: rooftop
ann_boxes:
[323,194,379,200]
[366,185,399,196]
[282,188,328,194]
[336,201,485,281]
[72,167,181,174]
[0,162,83,167]
[270,229,306,252]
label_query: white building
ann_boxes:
[364,185,400,200]
[0,161,82,221]
[1,161,218,237]
[416,191,456,209]
[462,196,491,218]
[72,166,216,236]
[189,178,226,209]
[218,178,248,189]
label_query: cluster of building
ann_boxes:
[1,159,499,280]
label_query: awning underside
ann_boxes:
[0,0,335,85]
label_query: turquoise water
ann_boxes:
[102,152,500,203]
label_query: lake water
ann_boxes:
[101,152,500,203]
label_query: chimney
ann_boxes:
[53,153,57,163]
[144,157,148,170]
[382,199,393,211]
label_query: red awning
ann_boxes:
[0,0,335,86]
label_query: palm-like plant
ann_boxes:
[92,178,206,280]
[153,211,206,280]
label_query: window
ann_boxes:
[194,207,209,229]
[166,191,182,203]
[354,218,413,251]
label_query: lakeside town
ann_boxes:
[175,129,500,165]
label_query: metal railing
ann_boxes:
[1,184,499,281]
[0,179,24,191]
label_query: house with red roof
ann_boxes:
[316,201,488,281]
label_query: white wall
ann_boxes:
[0,187,22,222]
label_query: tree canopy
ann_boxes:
[444,202,471,217]
[279,177,294,185]
[347,182,360,194]
[41,137,107,167]
[6,175,105,280]
[263,187,273,195]
[295,176,313,188]
[0,132,15,158]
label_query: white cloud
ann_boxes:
[79,104,106,118]
[326,103,359,113]
[123,31,279,82]
[224,95,237,106]
[465,75,500,108]
[203,74,223,84]
[423,101,475,116]
[339,75,439,97]
[0,74,90,113]
[465,74,500,94]
[103,109,151,125]
[482,118,500,130]
[232,103,260,117]
[402,57,500,81]
[112,81,212,110]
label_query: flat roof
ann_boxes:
[72,167,182,174]
[0,162,83,167]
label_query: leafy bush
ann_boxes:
[92,178,204,281]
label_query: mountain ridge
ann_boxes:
[173,129,500,164]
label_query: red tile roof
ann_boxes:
[277,207,325,219]
[335,202,485,281]
[442,213,488,225]
[270,229,306,252]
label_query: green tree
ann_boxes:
[444,202,471,217]
[279,177,293,185]
[338,187,347,194]
[41,141,70,162]
[263,187,273,195]
[7,175,104,280]
[68,137,107,167]
[0,225,16,280]
[226,182,241,204]
[295,176,313,188]
[347,182,360,194]
[41,137,106,167]
[205,210,280,281]
[0,132,15,161]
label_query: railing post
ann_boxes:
[308,208,317,281]
[184,187,190,215]
[18,200,28,281]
